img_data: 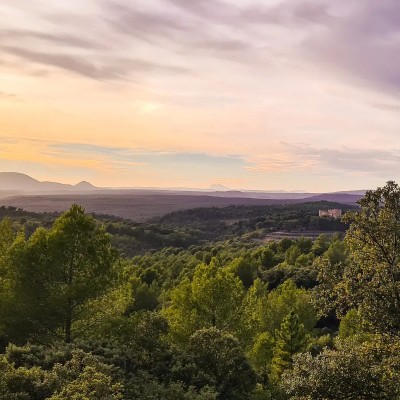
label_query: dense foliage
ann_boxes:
[1,185,399,399]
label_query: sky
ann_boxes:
[1,0,400,192]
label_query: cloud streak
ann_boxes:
[0,91,19,100]
[3,0,399,92]
[285,144,400,176]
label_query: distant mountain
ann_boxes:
[0,172,97,193]
[74,181,97,190]
[0,172,367,205]
[334,189,367,195]
[306,193,363,204]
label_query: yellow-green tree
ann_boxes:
[165,260,245,344]
[248,331,275,384]
[283,337,400,399]
[259,280,317,337]
[0,218,18,340]
[318,181,400,334]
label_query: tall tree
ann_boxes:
[0,218,16,257]
[270,311,309,380]
[0,218,18,342]
[6,205,119,343]
[318,181,400,334]
[248,331,275,385]
[259,279,317,337]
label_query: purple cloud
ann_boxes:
[1,0,400,95]
[301,0,400,94]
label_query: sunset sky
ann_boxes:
[1,0,400,191]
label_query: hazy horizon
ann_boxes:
[0,170,370,193]
[1,1,400,192]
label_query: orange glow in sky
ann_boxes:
[1,1,400,191]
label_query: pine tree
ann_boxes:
[4,205,119,343]
[270,311,309,380]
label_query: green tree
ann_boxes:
[285,245,301,266]
[270,311,309,380]
[228,255,258,288]
[0,218,18,341]
[49,351,123,400]
[165,260,244,343]
[311,234,330,256]
[5,205,119,343]
[0,348,124,400]
[125,378,217,400]
[185,327,257,400]
[323,239,347,266]
[239,279,267,345]
[124,276,159,314]
[258,247,277,269]
[259,280,316,336]
[318,181,400,334]
[283,337,400,400]
[0,218,16,256]
[296,237,313,254]
[339,308,370,341]
[0,354,49,400]
[248,331,275,384]
[294,253,311,269]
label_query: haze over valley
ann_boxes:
[0,172,364,220]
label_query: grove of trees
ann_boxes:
[1,182,400,399]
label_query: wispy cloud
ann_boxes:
[2,0,399,92]
[2,1,400,191]
[48,142,245,167]
[0,29,107,50]
[1,45,190,80]
[370,102,400,113]
[285,143,400,176]
[0,91,19,100]
[245,153,317,172]
[302,0,400,94]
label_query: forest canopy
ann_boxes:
[1,183,400,399]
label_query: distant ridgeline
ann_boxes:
[0,201,355,257]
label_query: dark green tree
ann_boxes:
[5,205,119,343]
[183,327,256,400]
[311,234,330,256]
[270,311,309,380]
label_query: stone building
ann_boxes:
[319,209,342,219]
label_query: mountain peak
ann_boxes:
[74,181,96,190]
[0,172,38,182]
[0,172,96,192]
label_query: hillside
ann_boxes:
[0,200,355,257]
[0,192,360,222]
[0,172,97,192]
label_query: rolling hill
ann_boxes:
[0,172,97,193]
